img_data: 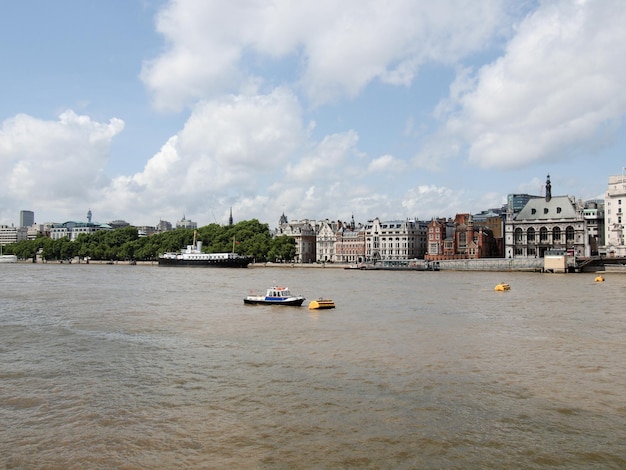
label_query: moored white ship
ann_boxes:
[158,239,251,268]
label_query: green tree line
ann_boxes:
[5,219,296,263]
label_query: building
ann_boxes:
[50,221,112,241]
[472,209,505,257]
[176,214,197,230]
[364,217,427,264]
[604,173,625,257]
[135,226,156,237]
[425,218,455,260]
[0,225,18,246]
[505,175,586,258]
[425,214,498,260]
[156,220,173,233]
[507,194,534,214]
[315,219,339,262]
[20,210,35,228]
[109,220,130,229]
[583,200,604,256]
[276,218,316,263]
[334,217,366,264]
[26,225,43,240]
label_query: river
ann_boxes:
[1,264,625,469]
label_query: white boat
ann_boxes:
[244,286,305,306]
[158,233,252,268]
[0,246,17,263]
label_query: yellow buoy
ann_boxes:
[594,276,604,282]
[308,299,336,309]
[494,283,510,291]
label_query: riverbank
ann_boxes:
[14,258,626,273]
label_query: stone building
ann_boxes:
[583,200,604,256]
[156,220,172,233]
[176,214,197,230]
[276,217,316,263]
[504,175,586,258]
[604,173,625,257]
[314,219,339,263]
[364,217,427,264]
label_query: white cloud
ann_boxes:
[287,130,361,181]
[99,87,410,225]
[0,111,123,221]
[141,0,509,110]
[302,0,508,104]
[367,154,407,174]
[102,88,308,222]
[429,0,626,170]
[401,185,466,219]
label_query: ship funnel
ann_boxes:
[197,241,202,251]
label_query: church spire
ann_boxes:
[545,174,552,202]
[229,207,233,226]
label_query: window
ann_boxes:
[556,207,561,214]
[566,226,575,242]
[544,208,549,214]
[531,208,536,214]
[553,227,561,242]
[514,228,523,243]
[540,227,548,241]
[527,227,535,242]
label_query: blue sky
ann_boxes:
[1,0,624,228]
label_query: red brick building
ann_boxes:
[426,214,499,260]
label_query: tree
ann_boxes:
[4,219,281,262]
[269,235,297,262]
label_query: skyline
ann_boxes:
[0,172,608,229]
[1,1,625,228]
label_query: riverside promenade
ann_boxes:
[250,258,626,273]
[250,259,545,272]
[17,257,626,273]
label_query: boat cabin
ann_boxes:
[267,287,291,298]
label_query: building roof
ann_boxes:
[515,195,577,221]
[53,221,112,229]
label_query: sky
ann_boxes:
[1,0,625,229]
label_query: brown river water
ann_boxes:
[1,264,625,469]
